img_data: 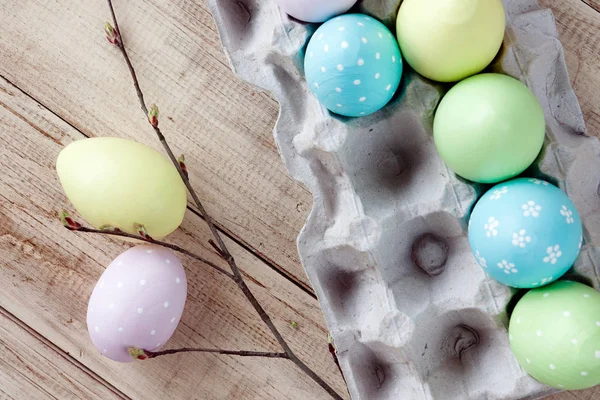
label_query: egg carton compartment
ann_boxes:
[336,79,463,220]
[374,211,513,318]
[405,307,549,400]
[206,0,600,399]
[309,246,390,332]
[339,339,422,399]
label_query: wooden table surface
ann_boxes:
[0,0,598,399]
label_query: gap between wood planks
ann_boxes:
[580,0,600,13]
[0,72,317,300]
[0,306,131,400]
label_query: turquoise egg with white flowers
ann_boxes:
[468,178,582,288]
[305,14,403,117]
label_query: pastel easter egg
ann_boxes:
[87,245,187,362]
[509,281,600,390]
[274,0,357,23]
[57,137,187,239]
[396,0,505,82]
[468,178,582,288]
[434,74,545,183]
[305,14,403,117]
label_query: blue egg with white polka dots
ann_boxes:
[304,14,403,117]
[468,178,583,288]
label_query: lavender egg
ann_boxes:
[87,245,187,362]
[274,0,357,23]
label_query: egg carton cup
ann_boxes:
[205,0,600,399]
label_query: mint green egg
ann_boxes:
[509,281,600,390]
[433,73,545,183]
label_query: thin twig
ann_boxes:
[106,1,147,116]
[145,348,289,359]
[72,226,233,279]
[208,239,226,258]
[104,2,344,398]
[107,0,211,223]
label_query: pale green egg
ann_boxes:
[433,73,545,183]
[56,137,187,239]
[509,281,600,390]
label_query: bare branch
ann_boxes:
[103,2,344,398]
[66,223,233,279]
[128,346,289,360]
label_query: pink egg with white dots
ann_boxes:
[86,245,187,362]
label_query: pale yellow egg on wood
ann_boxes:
[396,0,506,82]
[56,137,187,239]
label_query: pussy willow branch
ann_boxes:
[105,1,343,399]
[72,226,232,279]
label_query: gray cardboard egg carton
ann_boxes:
[206,0,600,398]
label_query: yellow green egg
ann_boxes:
[396,0,505,82]
[56,137,187,239]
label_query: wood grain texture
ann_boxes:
[0,0,312,292]
[549,389,600,400]
[0,0,599,399]
[540,0,600,137]
[0,307,125,400]
[0,74,346,399]
[580,1,600,13]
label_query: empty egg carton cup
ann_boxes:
[206,0,600,398]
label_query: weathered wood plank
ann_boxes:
[0,75,346,399]
[0,307,127,400]
[541,0,600,136]
[549,388,600,400]
[0,0,313,292]
[1,0,599,398]
[580,1,600,13]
